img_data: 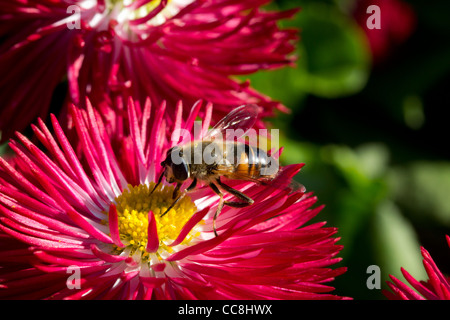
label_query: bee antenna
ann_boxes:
[150,170,165,196]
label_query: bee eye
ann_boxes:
[172,161,189,181]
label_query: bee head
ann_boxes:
[161,147,190,183]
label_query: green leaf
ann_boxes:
[389,162,450,226]
[295,3,371,98]
[0,140,8,156]
[242,65,309,110]
[242,1,371,111]
[372,200,427,285]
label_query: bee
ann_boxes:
[151,104,302,236]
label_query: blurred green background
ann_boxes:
[1,0,449,301]
[246,0,450,299]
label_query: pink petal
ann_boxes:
[108,204,125,247]
[67,209,113,244]
[146,210,159,253]
[139,276,166,288]
[167,207,209,247]
[90,243,128,263]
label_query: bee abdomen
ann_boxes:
[235,144,275,178]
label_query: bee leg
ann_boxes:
[209,179,254,237]
[161,179,197,217]
[185,177,198,192]
[172,182,181,199]
[161,193,185,217]
[209,182,224,237]
[150,170,165,196]
[216,178,254,206]
[161,182,184,217]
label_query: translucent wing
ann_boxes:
[281,178,306,194]
[217,166,306,195]
[203,104,260,141]
[269,166,307,194]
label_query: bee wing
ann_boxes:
[283,179,306,194]
[258,175,306,194]
[269,167,306,194]
[203,104,260,141]
[217,167,306,195]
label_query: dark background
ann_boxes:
[1,0,449,300]
[245,0,450,299]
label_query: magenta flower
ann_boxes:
[0,0,298,141]
[0,98,347,299]
[384,235,450,300]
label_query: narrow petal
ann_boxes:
[168,207,209,247]
[146,210,159,253]
[108,204,125,247]
[90,244,128,263]
[67,209,113,244]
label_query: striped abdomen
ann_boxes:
[224,142,278,179]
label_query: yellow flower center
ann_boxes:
[112,183,198,261]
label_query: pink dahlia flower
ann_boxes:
[0,0,298,142]
[384,235,450,300]
[0,98,347,299]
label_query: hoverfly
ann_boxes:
[151,104,303,236]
